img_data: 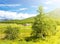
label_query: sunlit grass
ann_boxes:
[0,24,60,44]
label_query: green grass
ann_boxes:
[0,23,60,44]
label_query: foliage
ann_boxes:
[4,25,20,40]
[0,23,60,44]
[31,6,57,40]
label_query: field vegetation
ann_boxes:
[0,6,60,44]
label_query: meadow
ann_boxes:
[0,23,60,44]
[0,7,59,44]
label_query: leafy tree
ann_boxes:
[31,6,57,40]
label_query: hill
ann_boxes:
[48,8,60,19]
[0,17,35,24]
[0,8,60,24]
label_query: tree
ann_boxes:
[31,6,57,40]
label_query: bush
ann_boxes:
[4,26,20,40]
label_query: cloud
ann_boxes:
[45,0,60,5]
[0,4,21,7]
[44,1,52,4]
[0,10,36,20]
[44,7,48,10]
[31,5,38,8]
[51,0,60,3]
[19,8,28,11]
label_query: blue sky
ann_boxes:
[0,0,41,14]
[0,0,60,19]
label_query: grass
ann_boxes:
[0,23,60,44]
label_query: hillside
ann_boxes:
[0,17,35,24]
[48,8,60,19]
[0,8,60,24]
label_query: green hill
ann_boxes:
[1,8,60,24]
[0,17,35,24]
[47,8,60,25]
[48,8,60,19]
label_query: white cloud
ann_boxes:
[19,8,28,11]
[0,10,36,19]
[44,7,48,10]
[0,4,21,7]
[51,0,60,3]
[45,0,60,4]
[44,1,52,4]
[31,5,38,8]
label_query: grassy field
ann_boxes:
[0,23,60,44]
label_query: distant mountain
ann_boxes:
[0,17,35,24]
[48,8,60,19]
[0,8,60,24]
[0,16,14,21]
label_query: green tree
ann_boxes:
[31,6,57,40]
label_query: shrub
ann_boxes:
[4,26,20,40]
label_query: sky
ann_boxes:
[0,0,60,19]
